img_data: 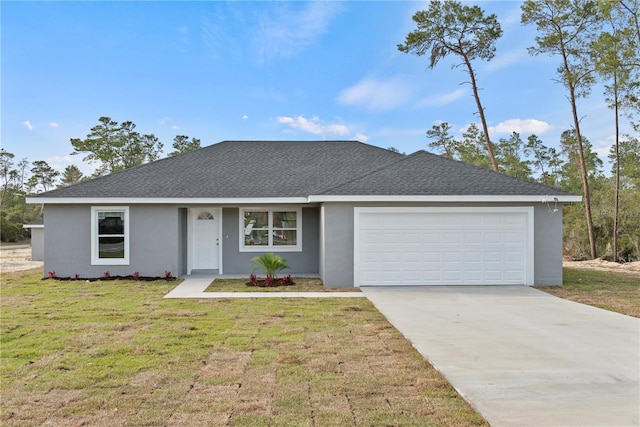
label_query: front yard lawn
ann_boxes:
[1,269,486,426]
[536,269,640,318]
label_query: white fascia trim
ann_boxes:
[26,197,310,205]
[22,224,44,229]
[27,194,583,205]
[309,195,582,203]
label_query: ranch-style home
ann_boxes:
[27,140,580,287]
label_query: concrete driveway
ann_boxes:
[362,286,640,427]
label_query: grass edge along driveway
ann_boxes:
[1,269,486,427]
[536,268,640,318]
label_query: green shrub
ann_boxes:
[250,253,289,279]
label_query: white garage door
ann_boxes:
[354,208,532,286]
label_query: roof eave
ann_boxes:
[25,196,311,205]
[308,195,583,203]
[26,194,583,205]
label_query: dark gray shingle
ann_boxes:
[31,141,575,199]
[320,150,575,196]
[33,141,403,198]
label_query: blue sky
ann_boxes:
[2,1,625,176]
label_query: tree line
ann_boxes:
[0,116,201,242]
[399,0,639,262]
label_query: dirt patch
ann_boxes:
[0,248,43,273]
[563,259,640,277]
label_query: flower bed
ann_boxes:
[246,273,295,287]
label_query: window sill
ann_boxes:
[91,259,130,266]
[239,246,302,253]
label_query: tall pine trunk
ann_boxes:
[613,72,620,263]
[463,53,499,172]
[568,81,597,259]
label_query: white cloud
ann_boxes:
[418,88,467,107]
[593,144,612,164]
[22,120,34,131]
[498,4,525,30]
[277,115,350,136]
[48,122,59,128]
[489,118,552,134]
[485,48,529,72]
[159,117,180,130]
[242,114,249,120]
[255,2,343,61]
[354,132,369,142]
[45,155,74,170]
[46,155,96,177]
[338,77,414,111]
[200,13,229,60]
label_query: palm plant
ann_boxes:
[250,253,289,280]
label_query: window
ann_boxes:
[197,211,214,220]
[240,208,301,252]
[91,206,129,265]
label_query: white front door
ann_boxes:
[190,208,220,271]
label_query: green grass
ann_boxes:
[205,277,360,292]
[1,269,485,426]
[535,268,640,318]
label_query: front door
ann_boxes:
[191,208,220,271]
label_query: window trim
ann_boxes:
[239,207,302,252]
[91,206,130,265]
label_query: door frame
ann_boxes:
[187,207,223,274]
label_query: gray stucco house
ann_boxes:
[27,140,580,286]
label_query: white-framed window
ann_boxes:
[91,206,130,265]
[240,207,302,252]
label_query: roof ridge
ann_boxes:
[316,150,410,195]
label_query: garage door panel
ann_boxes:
[443,232,463,243]
[464,232,483,244]
[505,232,525,243]
[484,252,503,262]
[420,232,442,244]
[484,233,503,244]
[505,251,523,261]
[484,270,505,281]
[423,253,441,262]
[464,251,482,262]
[356,210,530,286]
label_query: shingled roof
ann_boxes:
[318,150,577,196]
[29,140,576,200]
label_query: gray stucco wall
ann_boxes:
[44,205,180,278]
[320,202,566,287]
[177,208,188,276]
[41,201,564,285]
[319,203,354,287]
[533,203,564,285]
[221,207,319,275]
[29,228,44,261]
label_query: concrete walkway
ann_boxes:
[164,275,365,298]
[362,286,640,427]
